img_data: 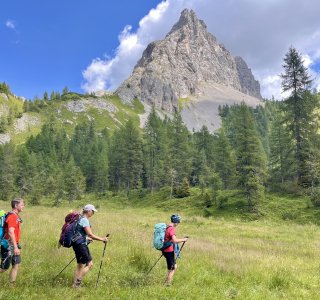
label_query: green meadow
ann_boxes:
[1,192,320,300]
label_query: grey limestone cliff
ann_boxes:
[116,9,262,113]
[235,56,261,99]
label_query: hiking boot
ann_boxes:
[72,279,82,288]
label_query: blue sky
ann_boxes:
[0,0,160,99]
[1,0,320,100]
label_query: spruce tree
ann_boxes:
[233,103,267,207]
[166,113,192,184]
[63,158,85,201]
[268,106,295,184]
[143,109,167,193]
[213,128,236,189]
[122,119,143,193]
[280,47,316,185]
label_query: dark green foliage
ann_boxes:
[191,126,215,189]
[230,103,267,207]
[0,82,11,95]
[70,121,108,193]
[280,47,318,185]
[0,148,16,199]
[310,188,320,207]
[253,105,270,157]
[173,177,190,198]
[109,119,143,194]
[268,105,295,185]
[204,192,212,208]
[63,159,85,201]
[1,75,320,212]
[0,143,16,200]
[143,109,167,192]
[212,128,236,189]
[166,113,192,183]
[43,91,49,101]
[209,172,222,206]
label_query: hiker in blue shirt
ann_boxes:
[72,204,108,288]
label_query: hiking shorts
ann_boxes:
[0,246,21,270]
[73,243,92,265]
[163,251,176,270]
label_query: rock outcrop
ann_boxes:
[116,9,262,113]
[235,56,261,99]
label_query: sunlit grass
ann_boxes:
[1,196,320,299]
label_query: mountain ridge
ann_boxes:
[116,9,262,114]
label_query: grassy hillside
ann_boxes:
[0,93,145,144]
[1,192,320,299]
[0,191,320,299]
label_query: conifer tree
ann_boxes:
[166,113,192,183]
[213,128,236,189]
[0,143,16,200]
[43,91,49,101]
[63,158,85,201]
[280,47,316,185]
[122,119,143,193]
[233,103,267,207]
[143,109,167,193]
[269,107,295,184]
[109,120,143,193]
[15,145,38,196]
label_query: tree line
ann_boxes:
[0,47,319,208]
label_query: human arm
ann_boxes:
[8,227,20,255]
[84,226,108,243]
[171,235,188,244]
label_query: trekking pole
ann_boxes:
[174,236,189,261]
[54,239,93,280]
[177,240,187,256]
[95,234,109,288]
[54,256,76,280]
[145,253,163,276]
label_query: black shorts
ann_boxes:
[73,243,92,265]
[0,246,21,270]
[163,251,175,270]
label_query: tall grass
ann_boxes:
[1,198,320,299]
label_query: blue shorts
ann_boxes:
[1,246,21,270]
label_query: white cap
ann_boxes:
[83,204,97,212]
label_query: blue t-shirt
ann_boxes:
[76,216,90,240]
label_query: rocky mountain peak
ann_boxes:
[116,9,262,114]
[167,9,206,36]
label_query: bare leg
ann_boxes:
[9,264,19,283]
[165,264,177,285]
[73,261,93,286]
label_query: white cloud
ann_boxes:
[260,75,282,100]
[302,54,313,68]
[82,0,320,99]
[5,20,16,30]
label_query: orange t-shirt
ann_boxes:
[4,213,22,244]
